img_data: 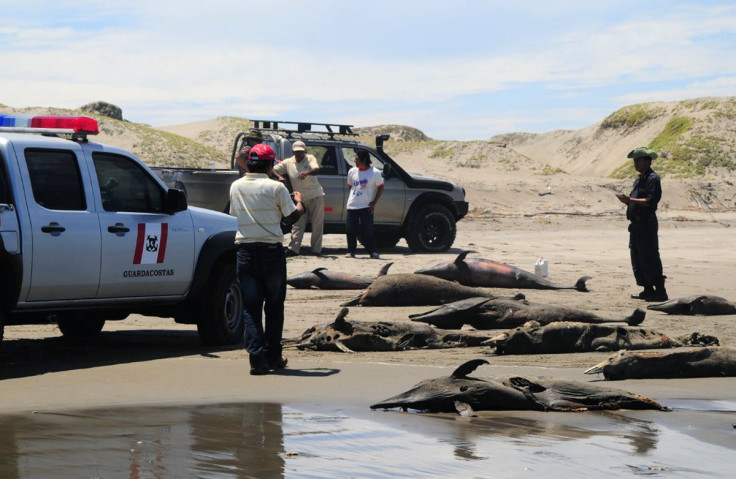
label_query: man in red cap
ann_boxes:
[230,144,304,375]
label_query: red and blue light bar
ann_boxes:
[0,115,99,135]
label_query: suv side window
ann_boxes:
[93,152,167,213]
[341,147,385,173]
[308,145,339,175]
[25,149,86,210]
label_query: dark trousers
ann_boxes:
[236,243,287,367]
[346,207,376,255]
[629,221,664,287]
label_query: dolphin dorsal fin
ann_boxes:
[451,359,489,378]
[455,251,472,264]
[377,262,394,278]
[312,267,328,274]
[334,307,349,326]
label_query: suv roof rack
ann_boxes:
[251,119,357,138]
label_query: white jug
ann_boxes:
[534,258,549,278]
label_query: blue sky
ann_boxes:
[2,0,735,139]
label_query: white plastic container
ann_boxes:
[534,258,549,278]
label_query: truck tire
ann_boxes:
[0,310,4,348]
[57,313,106,338]
[405,203,456,253]
[197,261,244,345]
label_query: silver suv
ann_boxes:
[155,121,469,252]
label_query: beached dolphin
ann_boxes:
[409,297,645,329]
[370,359,668,413]
[584,347,736,380]
[414,251,590,291]
[288,308,498,352]
[287,262,393,289]
[486,321,719,355]
[341,273,514,307]
[647,295,736,316]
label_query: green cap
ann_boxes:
[627,146,658,160]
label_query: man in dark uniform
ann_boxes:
[616,146,667,301]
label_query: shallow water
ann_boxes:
[0,401,733,478]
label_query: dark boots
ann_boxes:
[631,285,655,300]
[631,278,668,301]
[649,278,668,302]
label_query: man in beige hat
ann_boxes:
[274,141,324,256]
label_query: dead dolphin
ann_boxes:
[487,321,719,355]
[584,347,736,380]
[647,295,736,316]
[414,251,590,291]
[288,308,497,352]
[287,262,393,289]
[341,273,510,307]
[409,297,645,329]
[370,359,667,413]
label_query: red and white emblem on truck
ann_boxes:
[133,223,168,264]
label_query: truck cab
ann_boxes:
[0,115,243,348]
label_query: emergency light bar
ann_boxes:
[0,115,99,135]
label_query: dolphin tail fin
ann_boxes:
[625,308,646,326]
[575,276,591,292]
[340,294,363,307]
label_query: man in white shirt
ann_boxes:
[345,149,384,259]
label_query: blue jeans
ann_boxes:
[236,243,287,367]
[346,207,376,255]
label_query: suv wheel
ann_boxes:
[405,203,456,252]
[57,313,106,338]
[0,310,4,348]
[197,261,244,345]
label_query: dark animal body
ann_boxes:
[409,297,645,329]
[290,308,497,352]
[647,295,736,316]
[341,273,500,307]
[487,321,719,355]
[414,251,590,291]
[585,347,736,380]
[370,359,667,413]
[287,263,393,290]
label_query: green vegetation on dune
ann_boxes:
[600,103,665,130]
[610,114,735,179]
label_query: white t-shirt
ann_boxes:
[346,166,384,210]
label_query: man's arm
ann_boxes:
[369,184,384,213]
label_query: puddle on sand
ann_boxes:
[0,402,733,478]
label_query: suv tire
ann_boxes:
[405,203,456,253]
[57,313,106,338]
[197,261,244,345]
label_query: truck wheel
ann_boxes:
[0,310,4,348]
[197,261,244,345]
[405,204,456,253]
[57,313,106,338]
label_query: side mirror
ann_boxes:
[382,163,392,178]
[166,188,188,214]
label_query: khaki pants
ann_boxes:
[288,195,324,254]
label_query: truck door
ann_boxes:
[90,152,195,298]
[307,144,345,225]
[17,147,101,301]
[340,147,405,225]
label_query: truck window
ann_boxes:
[307,146,339,176]
[93,152,167,213]
[0,156,8,204]
[25,149,86,210]
[341,147,385,172]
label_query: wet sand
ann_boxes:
[1,215,735,476]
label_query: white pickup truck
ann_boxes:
[0,114,244,347]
